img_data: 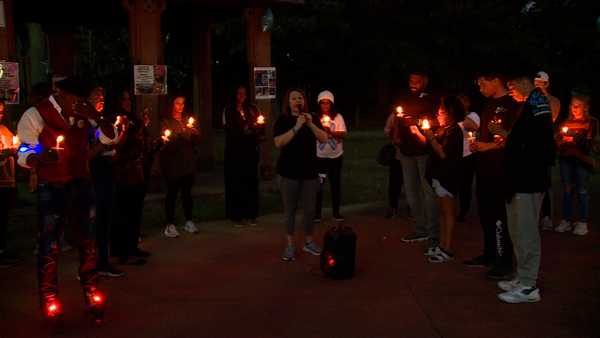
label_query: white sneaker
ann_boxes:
[498,285,541,303]
[541,217,553,231]
[572,222,588,236]
[164,224,180,238]
[555,220,572,233]
[497,278,521,292]
[184,220,199,234]
[424,246,440,257]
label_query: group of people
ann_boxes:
[0,77,204,325]
[0,66,596,327]
[383,69,597,304]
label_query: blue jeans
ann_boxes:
[398,153,439,244]
[559,158,590,222]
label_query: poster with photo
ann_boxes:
[254,67,276,100]
[0,62,19,104]
[134,65,167,95]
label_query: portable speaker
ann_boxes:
[320,224,356,279]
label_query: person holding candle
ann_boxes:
[497,71,556,303]
[554,92,598,236]
[16,77,107,324]
[383,109,404,219]
[160,94,201,237]
[0,99,21,268]
[463,69,521,281]
[391,70,440,248]
[222,85,264,227]
[534,71,562,231]
[456,95,480,222]
[314,90,347,223]
[89,87,126,277]
[274,88,328,261]
[418,96,466,262]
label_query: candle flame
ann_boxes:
[395,106,404,117]
[56,135,64,143]
[164,129,171,137]
[187,117,195,127]
[421,119,431,130]
[562,126,569,133]
[12,136,19,146]
[257,115,265,124]
[468,131,474,138]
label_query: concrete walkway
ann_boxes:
[1,204,599,338]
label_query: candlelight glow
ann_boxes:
[321,115,331,127]
[468,131,474,138]
[55,135,65,149]
[114,116,122,127]
[187,117,195,128]
[395,106,404,117]
[12,136,19,148]
[162,129,172,142]
[257,115,265,125]
[421,119,431,130]
[562,126,569,134]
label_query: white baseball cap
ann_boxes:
[535,71,549,82]
[465,112,480,128]
[317,90,334,104]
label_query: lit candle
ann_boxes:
[257,114,265,125]
[12,136,19,149]
[321,115,331,128]
[421,119,431,130]
[55,135,64,150]
[187,117,195,128]
[395,106,404,117]
[114,116,122,127]
[562,126,569,134]
[162,129,171,142]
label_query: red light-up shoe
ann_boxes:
[42,296,64,333]
[84,288,106,325]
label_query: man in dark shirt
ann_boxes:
[465,71,521,280]
[496,73,555,303]
[392,71,439,247]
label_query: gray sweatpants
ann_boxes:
[506,192,544,287]
[280,177,319,236]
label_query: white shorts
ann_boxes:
[432,179,454,198]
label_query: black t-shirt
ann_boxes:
[392,91,438,156]
[428,124,464,195]
[274,114,323,179]
[476,94,521,179]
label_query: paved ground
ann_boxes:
[1,203,599,338]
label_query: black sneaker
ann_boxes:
[486,265,512,280]
[401,233,429,243]
[0,253,22,268]
[463,255,490,268]
[119,257,147,266]
[384,208,398,219]
[97,264,126,277]
[131,249,151,258]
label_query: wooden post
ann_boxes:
[192,18,215,171]
[245,7,274,180]
[0,0,15,60]
[123,0,165,136]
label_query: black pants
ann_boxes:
[93,172,115,267]
[0,187,16,252]
[388,159,403,209]
[165,173,194,224]
[112,184,145,259]
[458,155,476,218]
[37,181,98,306]
[316,156,343,217]
[476,176,513,268]
[224,155,259,222]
